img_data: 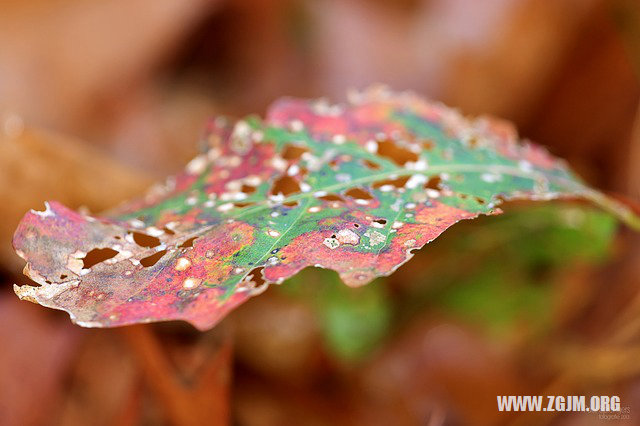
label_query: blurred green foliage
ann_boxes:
[280,203,617,361]
[280,268,392,362]
[422,204,617,338]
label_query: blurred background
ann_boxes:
[1,0,640,425]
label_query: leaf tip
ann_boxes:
[30,201,55,218]
[13,283,38,304]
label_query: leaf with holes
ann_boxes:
[12,86,640,330]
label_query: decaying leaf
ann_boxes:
[12,86,640,330]
[0,124,153,271]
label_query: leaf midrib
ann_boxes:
[233,163,582,220]
[167,162,582,255]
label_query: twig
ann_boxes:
[120,325,232,426]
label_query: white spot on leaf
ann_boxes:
[175,258,191,271]
[323,238,340,249]
[183,278,201,289]
[332,134,346,145]
[365,229,385,246]
[289,120,304,132]
[337,229,360,245]
[217,203,234,212]
[405,174,426,189]
[186,155,208,175]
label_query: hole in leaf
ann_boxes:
[373,176,410,189]
[179,237,198,248]
[422,139,435,151]
[131,232,161,248]
[319,193,344,202]
[377,139,419,165]
[271,175,301,196]
[241,184,256,194]
[140,250,167,267]
[424,176,442,190]
[282,145,309,160]
[345,187,373,200]
[362,159,382,170]
[246,267,265,287]
[83,248,119,269]
[373,219,387,225]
